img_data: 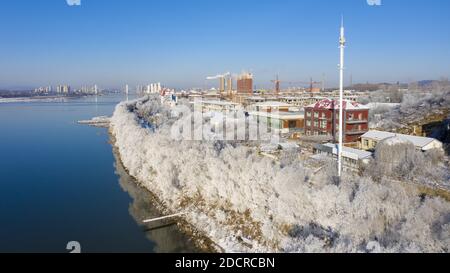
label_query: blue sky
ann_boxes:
[0,0,449,89]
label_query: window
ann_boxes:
[364,139,369,147]
[321,113,326,118]
[314,112,319,118]
[306,120,311,127]
[314,121,319,127]
[320,120,327,129]
[288,120,297,128]
[306,111,311,117]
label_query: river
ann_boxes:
[0,94,199,253]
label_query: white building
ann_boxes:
[249,101,297,112]
[314,143,373,168]
[148,83,162,94]
[249,111,304,136]
[192,100,239,113]
[360,130,443,151]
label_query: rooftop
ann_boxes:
[192,100,238,106]
[361,130,440,149]
[253,101,293,108]
[249,111,304,120]
[317,143,373,160]
[280,96,313,100]
[306,99,369,110]
[246,96,266,101]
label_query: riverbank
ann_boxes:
[109,99,275,252]
[0,94,105,104]
[109,133,220,253]
[110,134,210,252]
[109,96,450,253]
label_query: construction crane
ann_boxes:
[206,72,231,93]
[291,78,323,93]
[206,72,230,80]
[270,76,324,94]
[270,75,281,95]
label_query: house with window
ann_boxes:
[360,130,444,152]
[249,101,295,113]
[192,100,239,113]
[304,99,369,144]
[249,110,304,138]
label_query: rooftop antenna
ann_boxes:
[338,15,346,178]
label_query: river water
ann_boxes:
[0,94,198,253]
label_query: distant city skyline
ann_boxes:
[0,0,449,90]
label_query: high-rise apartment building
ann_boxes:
[226,77,233,94]
[219,77,226,93]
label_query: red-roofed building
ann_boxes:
[304,99,369,143]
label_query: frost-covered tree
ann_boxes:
[372,137,417,179]
[368,137,449,187]
[110,97,450,253]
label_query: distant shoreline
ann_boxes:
[0,94,93,104]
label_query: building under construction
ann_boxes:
[206,72,233,96]
[237,72,253,94]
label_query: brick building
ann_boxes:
[304,99,369,143]
[237,72,253,94]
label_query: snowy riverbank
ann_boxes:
[109,96,450,253]
[77,116,111,128]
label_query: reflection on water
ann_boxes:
[0,94,200,252]
[112,145,200,253]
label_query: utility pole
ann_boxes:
[322,73,326,91]
[338,16,346,178]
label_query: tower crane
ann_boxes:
[206,72,231,93]
[290,78,323,93]
[270,76,324,94]
[206,72,231,80]
[270,74,281,95]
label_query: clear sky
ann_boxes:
[0,0,449,90]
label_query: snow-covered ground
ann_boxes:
[110,96,450,253]
[77,116,111,128]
